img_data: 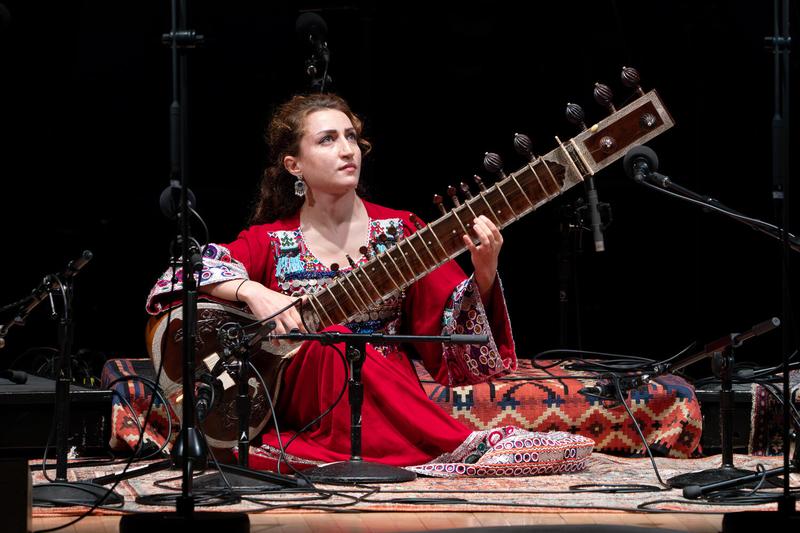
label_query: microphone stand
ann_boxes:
[192,320,307,490]
[4,251,124,507]
[720,2,798,529]
[663,318,782,488]
[120,1,248,531]
[625,150,800,254]
[556,201,585,350]
[270,330,490,484]
[579,318,781,487]
[556,195,611,348]
[624,141,798,522]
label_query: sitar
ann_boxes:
[147,73,674,449]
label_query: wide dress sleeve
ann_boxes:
[396,210,516,388]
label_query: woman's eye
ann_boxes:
[346,132,358,141]
[319,135,332,143]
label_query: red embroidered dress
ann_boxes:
[147,200,516,471]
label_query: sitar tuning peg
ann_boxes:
[330,262,340,275]
[345,254,357,268]
[621,66,645,96]
[565,102,586,131]
[459,182,473,200]
[593,82,616,113]
[409,213,424,229]
[483,152,507,179]
[447,185,462,207]
[513,133,535,162]
[473,174,488,192]
[433,193,447,215]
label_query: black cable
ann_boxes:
[189,207,210,256]
[106,375,174,460]
[533,342,697,375]
[276,341,349,475]
[571,375,671,495]
[247,361,309,482]
[33,264,181,533]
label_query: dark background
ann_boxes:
[0,1,797,379]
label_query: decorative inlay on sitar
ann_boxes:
[148,67,675,449]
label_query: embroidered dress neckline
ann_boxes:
[297,217,372,272]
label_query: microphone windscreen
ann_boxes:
[622,145,659,179]
[159,186,196,220]
[682,485,703,499]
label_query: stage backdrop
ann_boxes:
[0,1,797,380]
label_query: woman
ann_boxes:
[147,93,517,472]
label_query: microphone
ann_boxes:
[159,184,197,220]
[623,145,671,187]
[578,381,616,400]
[584,177,605,252]
[65,250,93,280]
[578,374,651,400]
[623,145,659,182]
[296,12,329,64]
[196,373,222,422]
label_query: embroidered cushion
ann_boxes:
[407,426,594,477]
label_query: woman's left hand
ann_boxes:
[463,215,503,302]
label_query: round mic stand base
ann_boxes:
[32,482,123,508]
[666,343,761,488]
[302,459,416,484]
[119,510,249,533]
[667,465,760,489]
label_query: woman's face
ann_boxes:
[284,108,361,197]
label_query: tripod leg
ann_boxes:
[91,458,174,485]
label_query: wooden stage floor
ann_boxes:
[34,511,725,532]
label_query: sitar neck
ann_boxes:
[301,89,674,331]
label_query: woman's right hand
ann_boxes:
[236,280,307,336]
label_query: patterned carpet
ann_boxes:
[31,453,797,517]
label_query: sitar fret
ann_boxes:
[400,238,428,273]
[474,191,503,226]
[327,281,354,319]
[409,230,438,267]
[384,248,412,286]
[509,174,535,210]
[374,254,403,293]
[493,185,519,222]
[390,244,416,282]
[338,275,366,312]
[307,293,333,328]
[356,268,384,303]
[294,89,674,329]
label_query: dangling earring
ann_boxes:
[294,174,306,197]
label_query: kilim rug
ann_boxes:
[30,453,797,517]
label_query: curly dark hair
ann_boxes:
[250,93,372,224]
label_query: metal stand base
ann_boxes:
[303,459,416,484]
[119,511,249,533]
[32,481,123,507]
[668,466,757,489]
